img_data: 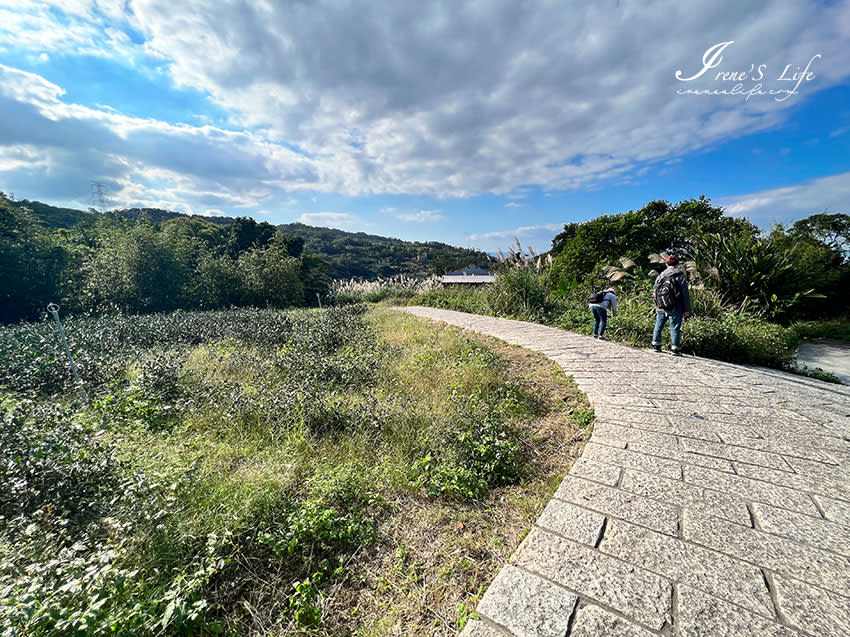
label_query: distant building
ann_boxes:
[441,264,495,286]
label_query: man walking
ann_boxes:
[589,287,618,340]
[652,255,691,355]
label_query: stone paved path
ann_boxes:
[398,308,850,637]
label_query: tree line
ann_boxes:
[549,197,850,322]
[1,196,327,323]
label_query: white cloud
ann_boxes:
[127,0,849,196]
[470,223,563,242]
[468,223,564,253]
[718,171,850,226]
[297,211,357,228]
[396,209,444,222]
[505,202,521,208]
[0,64,317,208]
[2,0,849,206]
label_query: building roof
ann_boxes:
[445,263,490,276]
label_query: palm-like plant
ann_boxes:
[690,232,822,319]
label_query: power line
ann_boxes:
[90,181,110,213]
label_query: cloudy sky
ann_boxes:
[1,0,849,252]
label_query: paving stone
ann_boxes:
[570,604,656,637]
[782,455,850,484]
[459,619,507,637]
[682,465,820,516]
[683,512,850,595]
[475,565,577,637]
[554,475,678,535]
[511,528,672,630]
[591,421,682,448]
[627,441,735,473]
[599,519,774,617]
[619,469,751,526]
[569,456,621,486]
[813,494,850,526]
[774,574,850,637]
[677,585,798,637]
[752,502,850,556]
[733,461,846,501]
[679,437,791,471]
[535,499,605,546]
[400,308,850,637]
[581,442,683,479]
[717,431,842,464]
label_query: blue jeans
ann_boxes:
[653,310,683,350]
[591,306,608,336]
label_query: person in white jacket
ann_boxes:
[589,287,618,340]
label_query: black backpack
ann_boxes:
[655,273,682,310]
[587,289,607,304]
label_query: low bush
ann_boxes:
[1,305,587,634]
[411,274,800,369]
[790,319,850,342]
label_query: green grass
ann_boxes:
[790,319,850,342]
[405,277,804,369]
[0,306,590,635]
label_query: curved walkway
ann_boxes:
[399,308,850,637]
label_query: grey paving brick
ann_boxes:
[460,620,507,637]
[813,494,850,526]
[554,475,678,535]
[752,502,850,556]
[679,437,791,471]
[677,585,798,637]
[682,465,820,516]
[783,455,850,484]
[683,512,850,595]
[511,528,672,630]
[733,461,846,501]
[475,565,577,637]
[582,442,683,479]
[400,308,850,637]
[570,604,656,637]
[599,519,774,617]
[619,468,751,526]
[569,456,621,486]
[591,421,682,448]
[627,441,735,473]
[535,498,605,546]
[774,574,850,637]
[716,431,841,464]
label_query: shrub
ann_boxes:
[487,269,552,321]
[790,319,850,342]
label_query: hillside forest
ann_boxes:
[0,194,488,323]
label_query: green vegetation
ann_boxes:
[0,305,590,634]
[277,223,490,279]
[1,194,488,321]
[403,200,849,373]
[790,319,850,343]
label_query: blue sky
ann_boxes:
[0,1,848,253]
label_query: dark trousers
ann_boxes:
[591,306,608,336]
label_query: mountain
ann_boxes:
[6,196,490,278]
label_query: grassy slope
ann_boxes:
[0,307,591,635]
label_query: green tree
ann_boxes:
[84,223,199,312]
[550,197,756,283]
[238,233,304,307]
[0,197,69,322]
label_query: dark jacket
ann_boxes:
[654,267,691,313]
